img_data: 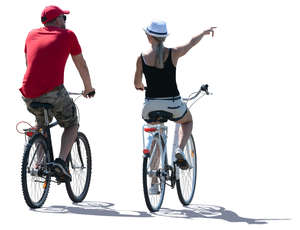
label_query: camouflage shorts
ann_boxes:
[23,85,78,128]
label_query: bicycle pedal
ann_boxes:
[46,162,55,169]
[55,176,64,184]
[175,159,184,165]
[55,174,72,183]
[37,168,45,177]
[175,160,190,170]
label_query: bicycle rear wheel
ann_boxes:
[65,132,92,203]
[176,134,197,205]
[143,134,166,212]
[21,134,51,209]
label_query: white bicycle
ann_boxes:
[142,84,211,212]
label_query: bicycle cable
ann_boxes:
[188,93,206,109]
[16,121,34,134]
[184,89,204,109]
[73,94,82,123]
[185,85,211,109]
[73,94,82,102]
[68,92,83,123]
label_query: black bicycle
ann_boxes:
[19,92,93,209]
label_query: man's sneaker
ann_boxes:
[52,158,71,182]
[149,183,160,195]
[175,148,190,170]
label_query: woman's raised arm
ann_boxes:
[172,27,216,64]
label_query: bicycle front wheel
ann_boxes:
[65,132,92,203]
[21,134,51,209]
[143,134,166,212]
[176,134,197,206]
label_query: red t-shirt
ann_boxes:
[20,26,82,98]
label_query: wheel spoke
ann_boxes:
[143,135,166,212]
[65,132,91,202]
[176,136,197,205]
[22,135,50,208]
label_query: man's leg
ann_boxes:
[59,124,79,161]
[51,85,78,180]
[52,123,78,181]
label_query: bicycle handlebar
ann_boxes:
[69,90,96,97]
[182,84,211,101]
[200,84,210,95]
[87,91,96,97]
[143,84,210,102]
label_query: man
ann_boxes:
[20,5,95,181]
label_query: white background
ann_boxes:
[1,0,299,229]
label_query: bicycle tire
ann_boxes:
[143,134,166,212]
[21,133,51,209]
[65,132,92,203]
[176,134,197,206]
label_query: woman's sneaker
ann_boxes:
[149,183,160,195]
[52,158,72,182]
[175,148,190,170]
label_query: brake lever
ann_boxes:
[87,91,96,97]
[200,84,210,95]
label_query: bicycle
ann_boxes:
[142,84,211,212]
[18,91,94,209]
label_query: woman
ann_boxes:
[134,20,215,194]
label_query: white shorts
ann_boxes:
[142,97,187,122]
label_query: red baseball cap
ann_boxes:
[41,5,70,24]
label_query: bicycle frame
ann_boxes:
[143,123,179,190]
[25,92,84,162]
[141,85,210,212]
[142,86,210,179]
[24,108,58,168]
[143,123,190,183]
[24,91,88,167]
[143,124,168,168]
[40,108,58,162]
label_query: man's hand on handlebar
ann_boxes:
[83,88,96,98]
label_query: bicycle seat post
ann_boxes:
[43,108,49,126]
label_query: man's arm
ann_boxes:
[71,54,95,97]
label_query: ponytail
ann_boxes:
[153,37,166,69]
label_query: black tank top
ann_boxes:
[141,49,180,98]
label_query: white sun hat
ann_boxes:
[144,20,169,37]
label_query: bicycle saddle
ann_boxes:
[148,110,173,123]
[30,102,53,110]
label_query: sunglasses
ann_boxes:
[58,15,67,21]
[41,15,67,23]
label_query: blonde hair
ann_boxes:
[153,36,166,69]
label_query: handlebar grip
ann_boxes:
[87,91,95,97]
[200,84,209,95]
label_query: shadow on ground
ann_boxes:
[34,201,290,224]
[155,204,290,224]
